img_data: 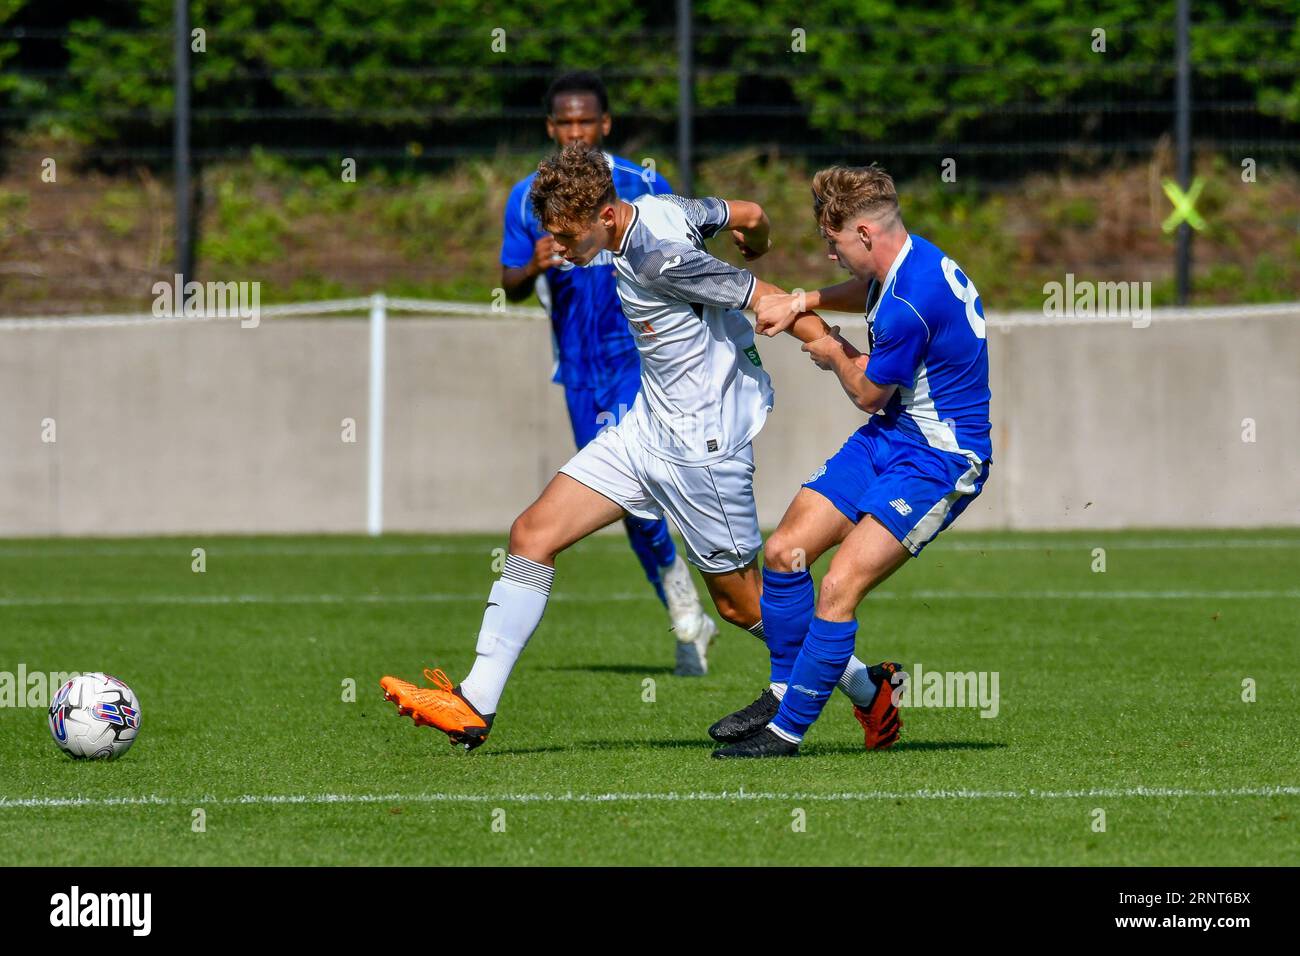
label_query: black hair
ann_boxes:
[544,71,609,115]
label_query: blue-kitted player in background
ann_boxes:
[500,71,716,675]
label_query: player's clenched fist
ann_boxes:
[527,235,564,276]
[731,229,771,262]
[754,291,806,337]
[801,326,862,370]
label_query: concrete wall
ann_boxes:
[1,309,1296,536]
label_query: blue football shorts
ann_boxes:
[803,423,991,556]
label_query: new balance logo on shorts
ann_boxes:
[890,498,913,516]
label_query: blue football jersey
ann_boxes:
[501,152,671,392]
[862,234,992,464]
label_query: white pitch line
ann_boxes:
[934,538,1300,552]
[899,588,1300,599]
[0,592,620,607]
[0,537,1295,559]
[0,588,1296,608]
[0,543,483,559]
[1,785,1297,810]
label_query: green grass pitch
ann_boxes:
[1,529,1297,866]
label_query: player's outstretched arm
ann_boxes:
[807,278,874,313]
[803,327,895,414]
[747,277,832,345]
[753,277,872,337]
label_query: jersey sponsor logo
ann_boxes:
[658,254,682,275]
[890,497,913,516]
[706,438,719,452]
[743,344,763,367]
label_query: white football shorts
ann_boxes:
[559,419,761,574]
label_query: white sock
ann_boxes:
[769,681,787,701]
[459,554,554,715]
[767,721,802,744]
[837,656,879,707]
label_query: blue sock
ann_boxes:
[770,617,858,743]
[760,567,814,685]
[623,516,676,606]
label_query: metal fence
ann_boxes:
[1,1,1297,309]
[5,7,1297,168]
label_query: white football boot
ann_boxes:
[675,615,717,677]
[663,554,716,676]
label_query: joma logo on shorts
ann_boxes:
[889,498,913,516]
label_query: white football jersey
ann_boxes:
[610,194,774,466]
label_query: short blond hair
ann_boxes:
[530,143,616,231]
[811,164,900,233]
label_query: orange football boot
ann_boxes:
[852,661,905,750]
[380,667,492,751]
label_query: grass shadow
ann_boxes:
[537,664,675,676]
[480,737,711,757]
[802,740,1008,756]
[480,738,1007,758]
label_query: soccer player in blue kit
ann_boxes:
[500,72,716,676]
[710,164,993,758]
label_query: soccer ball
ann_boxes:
[47,673,142,760]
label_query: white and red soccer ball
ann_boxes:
[47,672,141,760]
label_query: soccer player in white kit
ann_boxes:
[379,144,838,750]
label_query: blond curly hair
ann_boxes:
[530,143,617,231]
[811,164,901,233]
